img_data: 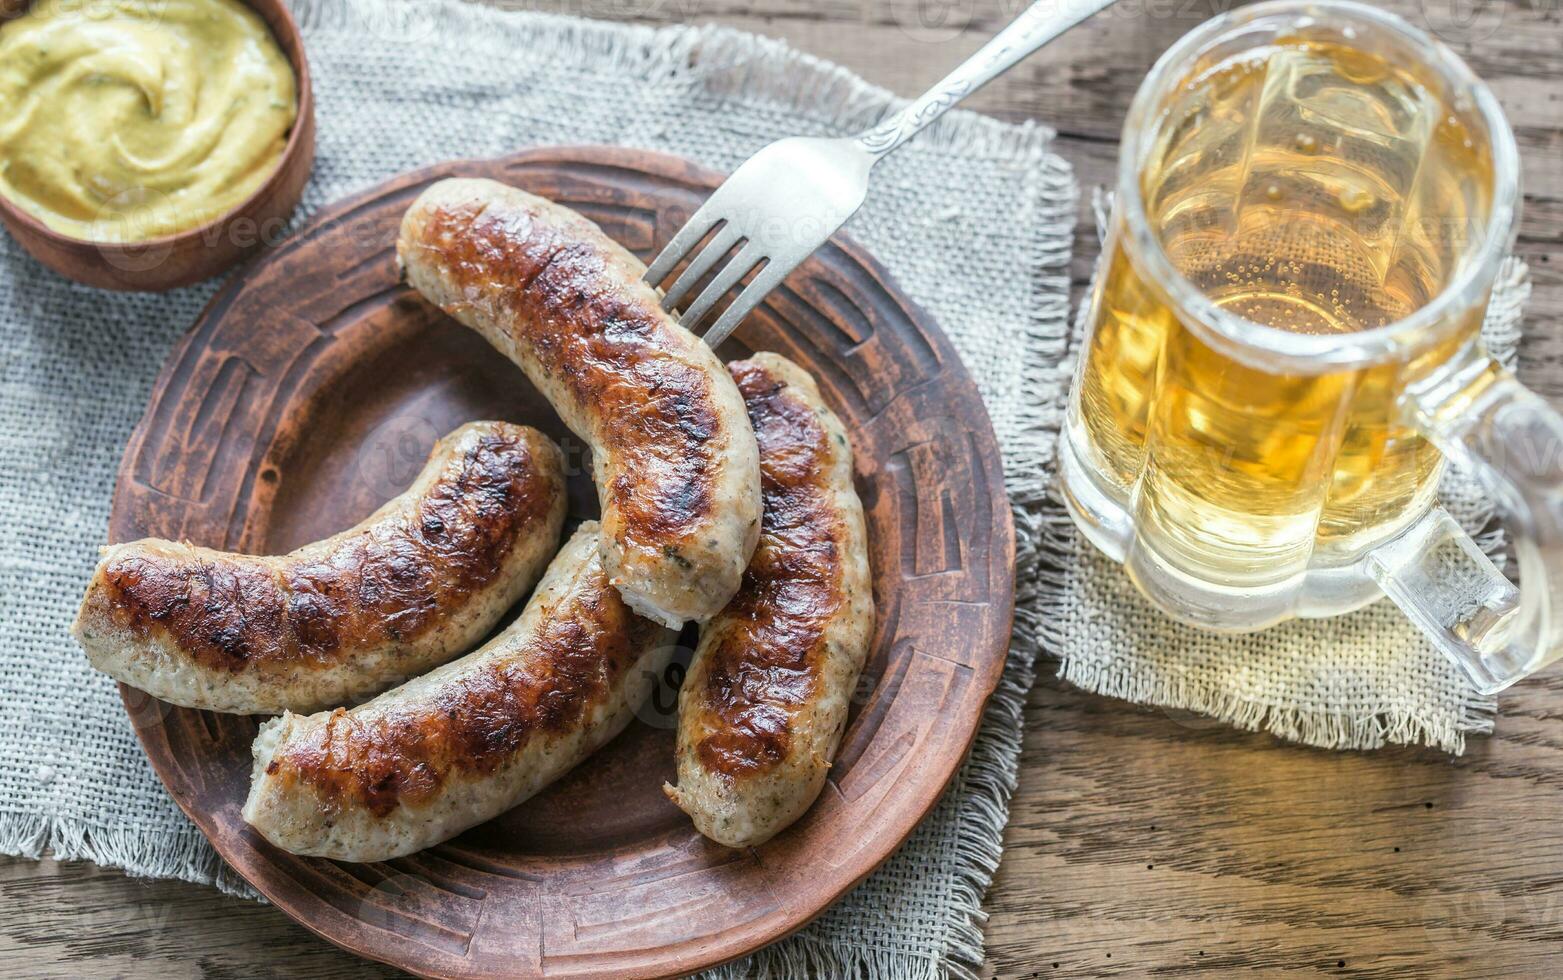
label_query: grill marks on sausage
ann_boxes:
[98,430,556,673]
[415,202,717,545]
[263,554,665,816]
[693,362,845,779]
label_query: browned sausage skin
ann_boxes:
[665,353,874,847]
[396,178,761,628]
[73,422,566,714]
[244,522,675,861]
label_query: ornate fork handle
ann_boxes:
[857,0,1116,159]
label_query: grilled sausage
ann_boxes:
[72,422,566,715]
[396,178,761,628]
[663,354,873,848]
[243,522,675,861]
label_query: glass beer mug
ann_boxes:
[1059,0,1563,693]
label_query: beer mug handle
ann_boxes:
[1366,353,1563,693]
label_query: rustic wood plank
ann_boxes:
[984,672,1563,978]
[0,857,401,979]
[6,0,1561,977]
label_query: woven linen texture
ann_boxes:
[0,1,1074,975]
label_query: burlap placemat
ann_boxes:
[0,1,1073,975]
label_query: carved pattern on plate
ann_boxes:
[110,147,1015,979]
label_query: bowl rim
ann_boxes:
[0,0,315,256]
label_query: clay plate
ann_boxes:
[109,147,1016,978]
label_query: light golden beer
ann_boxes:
[1061,1,1563,693]
[1068,35,1496,592]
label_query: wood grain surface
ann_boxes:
[4,0,1562,977]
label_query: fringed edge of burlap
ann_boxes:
[8,1,1080,975]
[1049,193,1530,755]
[288,0,1061,161]
[0,811,256,897]
[703,143,1075,980]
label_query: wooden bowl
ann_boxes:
[109,147,1016,978]
[0,0,315,291]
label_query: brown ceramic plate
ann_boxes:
[108,146,1015,978]
[0,0,315,291]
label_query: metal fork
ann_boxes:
[645,0,1118,350]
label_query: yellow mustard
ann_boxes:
[0,0,297,242]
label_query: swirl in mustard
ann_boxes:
[0,0,297,242]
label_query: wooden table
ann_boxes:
[4,1,1560,976]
